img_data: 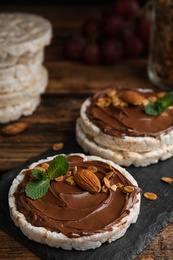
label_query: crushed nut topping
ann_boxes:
[87,166,97,173]
[102,184,108,193]
[105,171,113,179]
[106,89,117,97]
[148,96,157,102]
[34,166,46,172]
[110,184,117,191]
[41,163,49,171]
[122,186,135,193]
[73,166,77,175]
[116,183,124,188]
[103,177,111,188]
[66,176,76,185]
[65,171,72,177]
[55,176,63,182]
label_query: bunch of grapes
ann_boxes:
[63,0,152,65]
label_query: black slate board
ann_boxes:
[0,135,173,260]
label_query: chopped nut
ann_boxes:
[87,166,97,173]
[34,166,46,172]
[161,112,168,116]
[103,177,111,188]
[73,166,77,175]
[116,183,124,188]
[142,98,149,106]
[96,97,106,108]
[102,184,108,193]
[122,186,135,193]
[66,171,72,177]
[52,143,64,151]
[161,177,173,184]
[144,192,157,200]
[109,165,117,174]
[66,176,76,185]
[157,92,166,99]
[112,96,120,106]
[106,89,117,97]
[110,184,117,191]
[55,176,63,182]
[148,96,157,102]
[104,97,112,107]
[167,105,173,111]
[2,122,28,136]
[105,171,113,179]
[41,163,50,171]
[119,100,128,107]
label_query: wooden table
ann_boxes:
[0,5,172,260]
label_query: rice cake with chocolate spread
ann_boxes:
[9,153,141,251]
[76,87,173,167]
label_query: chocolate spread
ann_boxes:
[86,87,173,138]
[14,155,141,238]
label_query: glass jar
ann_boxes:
[148,0,173,90]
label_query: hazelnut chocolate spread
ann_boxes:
[86,87,173,138]
[14,155,141,238]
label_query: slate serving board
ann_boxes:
[0,136,173,260]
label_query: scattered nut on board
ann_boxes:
[161,177,173,184]
[52,142,64,151]
[2,122,28,136]
[141,258,154,260]
[144,192,157,201]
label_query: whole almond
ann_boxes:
[2,122,28,136]
[144,192,157,200]
[121,90,143,105]
[74,169,101,193]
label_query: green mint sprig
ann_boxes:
[25,155,69,200]
[145,91,173,116]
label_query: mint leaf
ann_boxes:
[48,155,69,179]
[32,169,47,180]
[25,155,69,200]
[145,91,173,116]
[161,92,173,107]
[145,100,165,116]
[25,178,50,200]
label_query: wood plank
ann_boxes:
[0,4,172,260]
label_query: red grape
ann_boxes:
[123,34,143,58]
[102,14,125,37]
[101,38,123,64]
[115,0,140,20]
[81,18,100,39]
[136,16,152,45]
[63,35,85,60]
[82,43,102,65]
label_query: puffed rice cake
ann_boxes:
[76,87,173,167]
[9,153,141,250]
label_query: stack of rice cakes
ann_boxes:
[0,13,52,123]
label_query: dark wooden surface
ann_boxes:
[0,5,172,260]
